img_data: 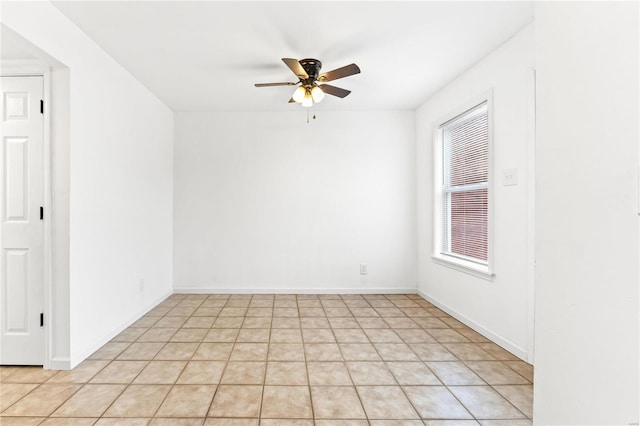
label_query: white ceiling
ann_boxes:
[51,1,533,112]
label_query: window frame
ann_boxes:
[432,92,495,280]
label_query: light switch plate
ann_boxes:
[503,168,518,186]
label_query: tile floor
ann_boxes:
[0,293,534,425]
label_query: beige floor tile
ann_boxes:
[205,419,258,425]
[370,421,426,426]
[134,360,186,384]
[328,318,360,329]
[247,308,273,317]
[168,307,197,316]
[209,385,262,418]
[457,328,491,343]
[137,327,178,342]
[299,307,325,317]
[333,329,369,343]
[242,317,273,328]
[47,360,109,384]
[477,343,520,361]
[0,418,48,425]
[194,307,222,317]
[301,329,335,343]
[117,343,165,360]
[273,308,299,317]
[410,344,458,361]
[310,386,366,419]
[230,343,269,361]
[443,343,496,361]
[153,342,199,360]
[261,386,312,419]
[375,308,405,317]
[373,343,420,361]
[324,307,352,317]
[219,308,248,317]
[152,419,206,426]
[299,317,330,329]
[307,362,352,385]
[413,317,449,329]
[355,318,388,329]
[183,316,216,328]
[88,342,131,360]
[204,329,239,342]
[478,420,532,426]
[386,362,441,385]
[314,421,368,426]
[0,383,39,411]
[94,418,150,425]
[89,360,147,384]
[339,343,381,361]
[297,299,321,308]
[213,317,244,328]
[268,344,305,361]
[220,361,266,384]
[154,316,188,328]
[177,361,226,384]
[269,329,302,343]
[52,384,126,417]
[426,362,485,386]
[384,318,420,329]
[265,362,308,385]
[347,361,396,385]
[172,328,209,343]
[403,386,473,419]
[493,385,534,418]
[350,308,379,317]
[39,418,98,425]
[465,361,530,385]
[1,383,81,416]
[156,384,216,417]
[303,343,343,361]
[356,386,419,419]
[260,420,312,426]
[274,300,297,308]
[193,343,234,360]
[2,367,59,383]
[271,317,300,329]
[237,328,271,343]
[364,329,403,343]
[103,384,170,417]
[113,327,147,342]
[423,421,480,426]
[448,386,525,419]
[423,329,470,343]
[503,361,534,382]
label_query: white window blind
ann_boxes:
[441,101,489,264]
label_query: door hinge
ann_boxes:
[40,206,44,220]
[40,313,44,327]
[40,100,44,114]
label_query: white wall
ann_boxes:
[416,25,535,360]
[174,111,416,293]
[534,2,639,424]
[1,2,174,368]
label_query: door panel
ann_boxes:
[0,76,44,365]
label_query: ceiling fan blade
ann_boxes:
[288,98,296,103]
[318,63,360,82]
[254,82,297,87]
[319,84,351,98]
[282,58,309,79]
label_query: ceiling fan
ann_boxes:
[255,58,361,107]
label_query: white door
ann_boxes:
[0,76,44,365]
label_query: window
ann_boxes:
[434,98,493,277]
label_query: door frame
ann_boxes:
[1,61,53,369]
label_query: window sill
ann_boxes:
[431,255,495,281]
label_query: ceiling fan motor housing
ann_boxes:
[299,58,322,84]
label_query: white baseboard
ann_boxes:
[417,290,528,361]
[47,357,71,370]
[69,290,173,368]
[173,287,418,295]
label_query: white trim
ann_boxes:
[48,357,71,370]
[525,67,536,364]
[432,90,495,277]
[70,290,172,368]
[431,256,495,281]
[173,287,418,295]
[1,63,53,369]
[418,289,528,361]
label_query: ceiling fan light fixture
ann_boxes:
[292,86,306,103]
[311,85,325,103]
[301,92,313,107]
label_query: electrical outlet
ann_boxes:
[360,264,368,275]
[139,279,145,292]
